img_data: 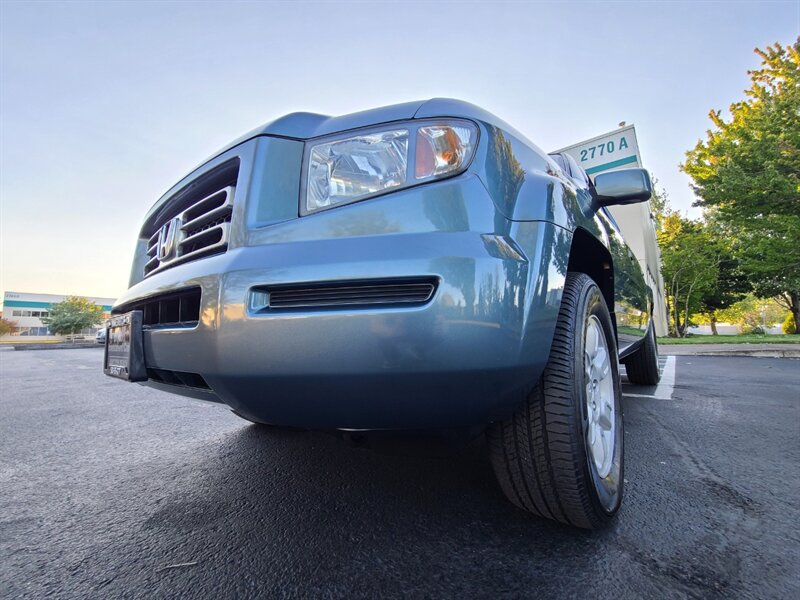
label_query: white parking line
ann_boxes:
[653,356,675,400]
[623,355,676,400]
[653,355,676,399]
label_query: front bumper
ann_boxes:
[115,219,565,430]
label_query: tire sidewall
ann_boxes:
[574,281,624,516]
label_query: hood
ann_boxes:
[211,98,530,155]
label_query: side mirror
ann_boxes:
[593,168,652,206]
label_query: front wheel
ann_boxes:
[488,272,624,529]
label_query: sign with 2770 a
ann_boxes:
[555,124,642,177]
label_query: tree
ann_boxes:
[710,294,786,332]
[648,175,670,230]
[695,222,751,334]
[41,296,104,339]
[0,317,16,337]
[658,213,721,336]
[682,39,800,331]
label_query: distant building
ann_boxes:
[1,291,115,338]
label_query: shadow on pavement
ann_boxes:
[138,424,615,597]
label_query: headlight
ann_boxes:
[304,120,477,214]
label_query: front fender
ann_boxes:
[474,124,592,229]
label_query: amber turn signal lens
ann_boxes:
[414,124,477,180]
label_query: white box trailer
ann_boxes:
[554,125,669,337]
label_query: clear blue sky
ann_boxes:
[1,0,797,299]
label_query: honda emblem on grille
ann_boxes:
[157,217,181,261]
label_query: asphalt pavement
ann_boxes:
[1,348,798,599]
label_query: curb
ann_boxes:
[661,348,800,358]
[11,344,103,351]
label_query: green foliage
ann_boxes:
[0,317,16,337]
[784,313,798,334]
[682,39,800,332]
[648,176,670,231]
[652,179,745,336]
[683,40,799,220]
[658,333,800,345]
[41,296,104,337]
[658,212,721,336]
[695,220,751,330]
[711,294,786,329]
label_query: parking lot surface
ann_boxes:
[1,348,798,599]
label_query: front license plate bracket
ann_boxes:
[103,310,147,382]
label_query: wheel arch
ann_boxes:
[566,227,615,317]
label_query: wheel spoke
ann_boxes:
[593,346,609,379]
[593,431,605,468]
[585,323,598,358]
[601,430,613,468]
[598,405,613,430]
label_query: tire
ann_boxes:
[623,323,661,385]
[487,272,624,529]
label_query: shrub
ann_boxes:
[783,313,797,334]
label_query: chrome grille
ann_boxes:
[144,186,234,277]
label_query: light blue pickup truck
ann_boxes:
[105,99,661,529]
